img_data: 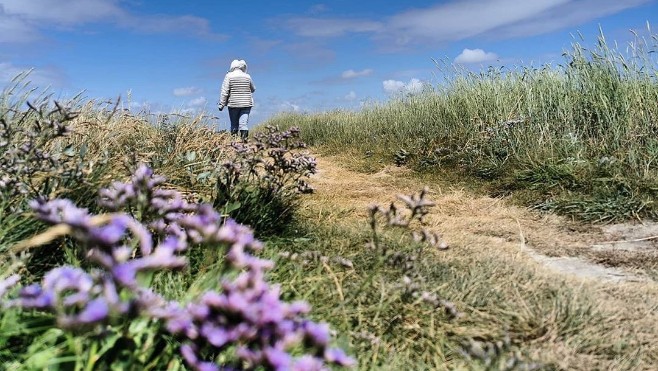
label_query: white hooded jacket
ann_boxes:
[218,60,255,108]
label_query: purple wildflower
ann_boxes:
[89,216,128,246]
[29,198,92,227]
[43,267,94,306]
[59,297,110,327]
[111,262,139,287]
[1,164,354,370]
[303,321,331,348]
[292,355,326,371]
[324,348,356,367]
[264,347,292,370]
[180,343,220,371]
[13,284,53,309]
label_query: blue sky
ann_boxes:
[1,1,657,129]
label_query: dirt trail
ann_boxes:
[305,155,654,283]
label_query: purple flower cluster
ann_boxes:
[165,273,353,370]
[367,188,457,318]
[368,187,448,251]
[212,126,318,235]
[0,102,80,206]
[28,196,184,289]
[99,164,196,219]
[1,164,354,370]
[218,125,317,198]
[4,266,122,328]
[256,126,317,194]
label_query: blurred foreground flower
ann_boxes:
[1,164,354,370]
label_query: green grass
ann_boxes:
[2,28,658,370]
[255,208,657,369]
[264,29,658,222]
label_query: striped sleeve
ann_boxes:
[219,75,230,106]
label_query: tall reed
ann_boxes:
[265,28,658,221]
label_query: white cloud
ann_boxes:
[383,78,424,95]
[173,86,202,97]
[382,80,405,94]
[188,96,207,107]
[284,17,383,37]
[489,0,651,38]
[0,62,64,87]
[345,91,357,100]
[454,48,498,64]
[0,0,122,24]
[341,68,373,79]
[0,0,224,43]
[0,11,41,42]
[387,0,571,43]
[279,101,301,112]
[285,0,651,46]
[118,15,219,38]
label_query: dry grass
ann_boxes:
[291,153,658,369]
[60,102,233,196]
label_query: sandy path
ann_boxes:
[304,155,652,283]
[300,155,658,369]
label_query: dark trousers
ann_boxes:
[228,107,251,134]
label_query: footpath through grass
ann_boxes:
[265,29,658,223]
[261,154,658,369]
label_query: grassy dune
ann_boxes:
[266,31,658,223]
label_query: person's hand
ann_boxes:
[218,104,224,111]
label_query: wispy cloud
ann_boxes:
[345,91,357,100]
[488,0,651,38]
[0,10,41,43]
[385,0,571,44]
[279,101,301,112]
[341,68,373,79]
[284,42,336,65]
[0,0,224,43]
[118,15,221,39]
[454,48,498,64]
[308,4,329,15]
[0,62,65,86]
[188,96,207,107]
[284,17,383,37]
[283,0,651,47]
[173,86,202,97]
[0,0,122,24]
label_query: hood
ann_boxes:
[229,59,247,72]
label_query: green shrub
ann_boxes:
[213,126,316,236]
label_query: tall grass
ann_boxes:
[266,29,658,222]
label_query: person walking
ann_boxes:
[218,59,255,141]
